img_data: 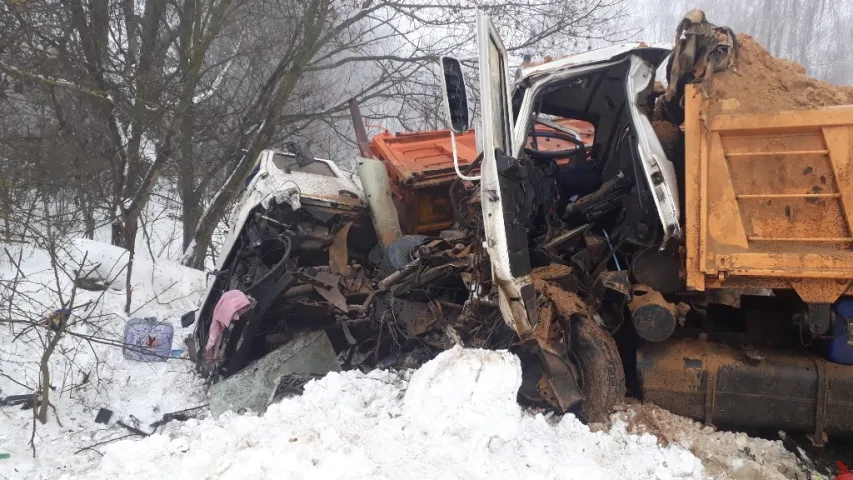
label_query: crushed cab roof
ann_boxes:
[517,42,672,84]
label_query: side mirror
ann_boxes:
[439,56,470,133]
[180,309,197,328]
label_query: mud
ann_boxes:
[531,264,573,281]
[616,403,807,480]
[707,34,853,116]
[652,120,681,144]
[533,279,588,320]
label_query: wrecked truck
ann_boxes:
[186,10,853,438]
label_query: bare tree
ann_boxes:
[181,0,632,268]
[0,0,631,275]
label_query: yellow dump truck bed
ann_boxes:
[684,84,853,303]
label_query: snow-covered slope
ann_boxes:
[0,237,809,480]
[0,240,208,479]
[70,347,707,480]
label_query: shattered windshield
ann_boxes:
[272,153,336,177]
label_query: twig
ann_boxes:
[50,401,63,427]
[149,403,209,430]
[117,420,150,437]
[74,433,140,455]
[0,371,30,390]
[129,280,178,316]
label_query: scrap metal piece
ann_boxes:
[665,9,738,99]
[543,223,591,251]
[209,331,341,418]
[390,262,466,296]
[527,277,585,412]
[586,271,631,332]
[297,268,348,313]
[329,222,353,276]
[340,267,372,295]
[313,285,348,313]
[273,372,324,400]
[537,346,584,412]
[377,259,419,291]
[629,285,677,342]
[224,273,295,375]
[373,296,444,339]
[0,394,37,407]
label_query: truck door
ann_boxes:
[475,12,538,335]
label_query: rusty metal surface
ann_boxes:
[629,285,677,342]
[329,222,352,276]
[684,84,853,303]
[637,338,853,434]
[371,129,478,234]
[371,129,480,185]
[349,99,374,159]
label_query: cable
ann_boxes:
[451,130,481,181]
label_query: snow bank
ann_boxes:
[67,238,208,316]
[0,240,208,479]
[0,238,808,480]
[616,404,807,480]
[72,347,707,480]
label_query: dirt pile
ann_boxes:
[615,403,808,480]
[707,34,853,116]
[652,120,681,144]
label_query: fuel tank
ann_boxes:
[637,338,853,436]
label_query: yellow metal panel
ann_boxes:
[685,85,705,291]
[711,106,853,132]
[706,131,749,256]
[683,84,853,303]
[717,252,853,277]
[823,126,853,240]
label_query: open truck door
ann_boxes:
[474,12,537,338]
[438,12,585,412]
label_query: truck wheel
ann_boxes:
[569,313,626,423]
[375,235,428,278]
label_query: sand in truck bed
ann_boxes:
[706,34,853,116]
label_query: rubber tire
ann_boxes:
[377,235,427,278]
[569,313,626,423]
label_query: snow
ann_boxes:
[0,239,208,479]
[614,404,809,480]
[57,347,708,480]
[0,207,813,480]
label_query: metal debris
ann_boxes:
[209,331,341,418]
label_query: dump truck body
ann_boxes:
[684,85,853,304]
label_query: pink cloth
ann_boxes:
[205,290,251,363]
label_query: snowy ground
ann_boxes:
[0,234,812,480]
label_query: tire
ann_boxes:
[569,313,626,423]
[377,235,427,278]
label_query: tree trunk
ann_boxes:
[123,210,139,313]
[78,189,96,239]
[184,67,309,270]
[178,94,199,249]
[38,317,65,424]
[182,191,202,249]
